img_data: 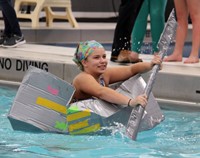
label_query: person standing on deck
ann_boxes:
[110,0,144,63]
[0,0,26,48]
[164,0,200,64]
[130,0,167,62]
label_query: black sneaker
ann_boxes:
[0,34,8,47]
[2,34,26,48]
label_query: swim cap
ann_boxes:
[73,40,104,70]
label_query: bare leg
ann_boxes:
[184,0,200,63]
[164,0,188,62]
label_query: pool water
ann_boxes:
[1,86,200,158]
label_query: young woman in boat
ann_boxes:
[72,40,162,108]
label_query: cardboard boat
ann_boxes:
[8,66,164,135]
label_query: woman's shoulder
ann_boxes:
[73,72,93,84]
[76,72,92,79]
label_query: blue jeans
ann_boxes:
[0,0,22,36]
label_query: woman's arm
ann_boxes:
[105,55,161,84]
[74,73,147,107]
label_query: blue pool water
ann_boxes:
[1,86,200,158]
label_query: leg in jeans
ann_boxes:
[0,0,25,47]
[0,0,22,36]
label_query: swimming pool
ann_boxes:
[1,86,200,158]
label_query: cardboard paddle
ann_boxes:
[126,9,177,140]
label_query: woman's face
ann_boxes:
[82,48,108,75]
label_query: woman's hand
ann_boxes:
[129,94,148,108]
[150,55,162,68]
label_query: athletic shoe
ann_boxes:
[0,34,8,47]
[2,34,26,48]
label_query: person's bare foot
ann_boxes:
[163,54,182,62]
[184,56,199,64]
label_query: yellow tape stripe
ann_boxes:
[69,124,100,135]
[36,97,67,114]
[67,110,91,122]
[68,120,89,132]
